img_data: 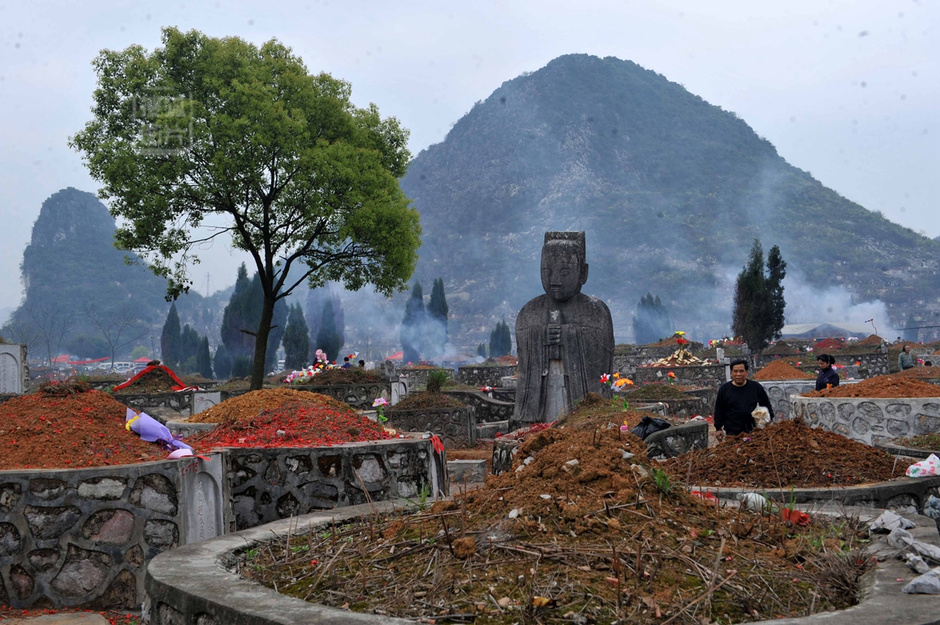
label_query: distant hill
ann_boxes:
[398,54,940,342]
[3,188,228,357]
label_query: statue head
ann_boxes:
[540,232,588,302]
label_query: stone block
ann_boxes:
[0,343,28,394]
[448,459,487,484]
[643,421,709,459]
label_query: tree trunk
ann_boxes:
[250,293,276,390]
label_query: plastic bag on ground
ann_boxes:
[870,510,916,533]
[905,453,940,478]
[903,568,940,594]
[630,416,671,440]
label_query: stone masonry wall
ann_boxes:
[384,407,475,450]
[226,439,445,531]
[0,455,226,610]
[443,390,513,423]
[791,395,940,446]
[633,364,726,389]
[456,365,516,388]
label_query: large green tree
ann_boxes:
[71,27,421,389]
[732,239,787,352]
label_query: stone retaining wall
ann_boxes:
[761,380,818,420]
[385,406,475,449]
[443,390,513,423]
[0,437,443,609]
[0,454,227,610]
[399,368,453,392]
[791,395,940,446]
[456,365,516,388]
[225,439,445,531]
[633,364,725,388]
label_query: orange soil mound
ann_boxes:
[804,375,940,398]
[188,388,351,424]
[754,360,814,380]
[662,419,909,487]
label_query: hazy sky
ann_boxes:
[1,0,936,308]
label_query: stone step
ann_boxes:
[477,420,509,438]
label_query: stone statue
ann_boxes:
[513,232,614,426]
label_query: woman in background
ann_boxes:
[815,354,840,391]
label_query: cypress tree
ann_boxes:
[180,324,201,365]
[316,300,342,362]
[220,264,254,359]
[283,303,311,370]
[632,292,672,344]
[489,319,512,357]
[196,336,213,378]
[213,343,232,380]
[732,239,787,352]
[400,282,425,364]
[426,277,449,360]
[160,303,182,368]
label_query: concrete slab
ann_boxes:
[0,615,110,624]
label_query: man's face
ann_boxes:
[541,244,583,302]
[730,364,748,386]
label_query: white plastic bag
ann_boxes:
[751,405,771,428]
[906,454,940,478]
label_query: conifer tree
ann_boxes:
[489,320,512,357]
[196,336,213,379]
[426,277,449,359]
[732,239,787,352]
[180,324,201,369]
[316,300,342,362]
[160,303,182,368]
[632,293,672,344]
[283,303,311,370]
[400,282,425,364]
[213,343,232,380]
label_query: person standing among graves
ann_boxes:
[714,358,774,441]
[815,354,840,391]
[898,345,915,371]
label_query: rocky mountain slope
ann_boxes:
[397,54,940,343]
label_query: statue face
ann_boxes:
[541,243,585,302]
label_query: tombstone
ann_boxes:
[513,232,614,428]
[0,343,28,395]
[179,452,228,543]
[193,391,221,415]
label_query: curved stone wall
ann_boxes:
[791,395,940,446]
[0,454,227,610]
[443,390,513,423]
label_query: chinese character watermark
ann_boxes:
[132,87,193,156]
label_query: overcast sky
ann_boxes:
[1,0,935,309]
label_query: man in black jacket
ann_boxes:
[714,358,774,441]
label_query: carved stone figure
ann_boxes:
[513,232,614,426]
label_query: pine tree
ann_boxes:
[196,336,213,378]
[213,343,232,380]
[400,282,425,364]
[305,284,344,357]
[489,320,512,357]
[316,300,342,362]
[426,277,449,360]
[476,343,488,359]
[283,303,311,370]
[220,264,254,359]
[180,324,201,370]
[160,303,182,368]
[732,239,787,352]
[632,293,672,344]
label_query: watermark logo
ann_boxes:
[132,88,193,156]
